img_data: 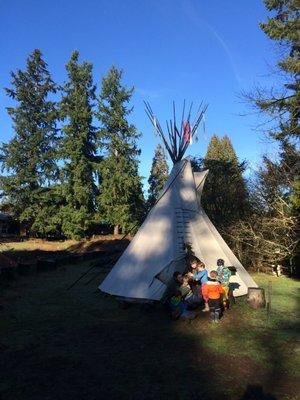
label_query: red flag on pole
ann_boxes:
[183,121,191,143]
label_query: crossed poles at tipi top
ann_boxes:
[144,100,208,164]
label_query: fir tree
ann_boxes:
[245,1,300,213]
[240,1,300,269]
[220,135,239,164]
[259,1,300,213]
[96,66,144,234]
[258,0,300,142]
[0,49,59,236]
[147,144,169,208]
[59,51,98,239]
[205,134,223,160]
[193,134,249,226]
[256,142,300,211]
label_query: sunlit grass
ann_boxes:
[0,235,124,254]
[191,273,300,375]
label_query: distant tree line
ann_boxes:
[0,49,171,240]
[0,50,147,239]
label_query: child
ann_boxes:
[193,261,208,284]
[169,289,186,320]
[180,274,201,308]
[189,257,200,272]
[173,271,201,309]
[202,270,224,322]
[169,289,198,320]
[191,261,209,311]
[216,259,231,309]
[188,259,199,289]
[179,274,193,298]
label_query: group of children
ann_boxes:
[170,258,232,323]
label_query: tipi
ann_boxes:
[99,102,257,300]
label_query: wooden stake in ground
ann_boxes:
[267,280,272,321]
[246,287,266,309]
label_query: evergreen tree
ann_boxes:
[59,51,98,239]
[247,1,300,213]
[256,143,299,210]
[257,0,300,142]
[262,1,300,212]
[204,134,223,160]
[261,0,300,266]
[239,1,300,270]
[96,66,144,234]
[147,144,169,208]
[221,135,240,163]
[193,135,249,226]
[0,49,59,236]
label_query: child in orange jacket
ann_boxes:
[202,270,225,323]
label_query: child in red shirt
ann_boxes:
[202,270,224,323]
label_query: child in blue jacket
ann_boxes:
[190,260,209,311]
[193,261,208,284]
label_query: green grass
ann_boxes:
[198,274,300,368]
[0,265,299,400]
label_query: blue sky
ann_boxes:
[0,0,277,189]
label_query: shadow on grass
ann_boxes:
[1,267,298,400]
[239,385,277,399]
[0,238,130,279]
[0,291,226,399]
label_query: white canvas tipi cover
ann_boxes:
[99,159,257,300]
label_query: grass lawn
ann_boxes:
[0,256,299,400]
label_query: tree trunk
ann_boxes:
[114,225,119,235]
[246,287,266,309]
